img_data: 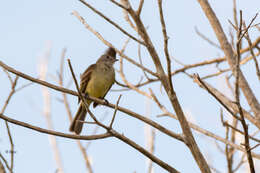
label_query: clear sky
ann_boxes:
[0,0,259,173]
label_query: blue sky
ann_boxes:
[0,0,260,172]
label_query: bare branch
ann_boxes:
[138,43,150,80]
[119,0,138,32]
[223,122,260,143]
[243,23,260,81]
[2,69,13,84]
[194,74,241,120]
[109,94,122,128]
[197,0,260,119]
[193,74,260,129]
[159,111,260,159]
[234,12,255,172]
[38,51,64,173]
[195,27,221,49]
[58,49,93,173]
[157,0,174,96]
[110,129,179,173]
[0,113,112,140]
[71,10,158,77]
[0,75,18,173]
[0,154,9,173]
[137,0,144,16]
[78,0,144,45]
[232,0,238,28]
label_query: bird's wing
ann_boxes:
[78,64,96,103]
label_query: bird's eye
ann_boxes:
[106,56,109,59]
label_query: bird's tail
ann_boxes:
[69,102,88,134]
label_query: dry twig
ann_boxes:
[58,49,93,173]
[79,0,144,45]
[234,11,255,172]
[197,0,260,120]
[0,75,18,173]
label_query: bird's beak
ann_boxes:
[113,58,118,63]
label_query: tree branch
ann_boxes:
[0,113,112,140]
[78,0,145,45]
[197,0,260,119]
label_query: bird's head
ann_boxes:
[97,47,118,65]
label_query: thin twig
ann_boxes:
[157,0,174,96]
[223,121,260,143]
[147,129,155,173]
[224,122,232,173]
[156,98,260,159]
[201,51,260,79]
[194,74,241,121]
[71,10,157,77]
[119,0,138,32]
[222,77,238,173]
[15,82,33,92]
[85,114,108,150]
[195,27,221,49]
[119,41,153,99]
[79,0,144,45]
[2,69,13,84]
[235,11,255,172]
[233,154,246,172]
[38,44,64,173]
[109,94,122,128]
[243,23,260,81]
[248,143,260,151]
[58,49,93,173]
[110,0,129,10]
[237,13,258,43]
[115,46,259,89]
[110,129,179,173]
[197,0,260,120]
[191,73,260,129]
[1,75,18,173]
[137,0,144,16]
[0,153,10,173]
[0,159,6,173]
[232,0,238,28]
[0,113,112,140]
[138,44,150,80]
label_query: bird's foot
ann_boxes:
[103,98,109,105]
[82,93,89,99]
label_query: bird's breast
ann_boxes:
[86,67,115,98]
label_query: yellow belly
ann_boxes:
[86,68,114,99]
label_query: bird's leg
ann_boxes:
[82,92,89,99]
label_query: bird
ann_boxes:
[69,47,117,134]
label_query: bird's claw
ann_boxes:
[103,98,109,105]
[82,93,89,99]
